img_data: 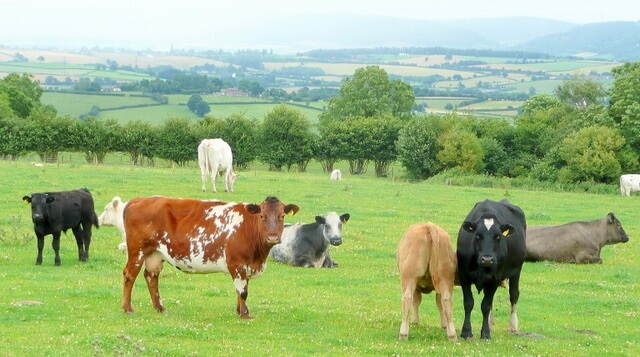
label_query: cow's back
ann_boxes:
[55,189,97,231]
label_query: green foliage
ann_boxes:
[520,94,564,116]
[396,115,446,179]
[558,125,626,183]
[0,117,29,158]
[437,130,484,173]
[609,62,640,155]
[119,120,158,165]
[0,73,43,118]
[320,66,414,121]
[257,105,314,171]
[74,117,121,164]
[554,76,606,109]
[187,94,211,117]
[155,117,197,166]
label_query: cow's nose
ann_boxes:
[266,235,281,245]
[32,214,44,221]
[479,255,494,267]
[330,238,342,246]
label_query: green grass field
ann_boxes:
[0,159,637,355]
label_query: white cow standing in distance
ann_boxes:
[198,138,238,193]
[620,174,640,196]
[98,196,128,250]
[330,169,342,180]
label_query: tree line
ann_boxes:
[2,63,640,186]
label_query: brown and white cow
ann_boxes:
[397,222,457,341]
[121,195,299,319]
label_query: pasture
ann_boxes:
[0,160,637,355]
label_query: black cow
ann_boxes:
[270,212,350,268]
[456,199,527,340]
[22,188,99,266]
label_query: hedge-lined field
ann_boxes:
[0,160,637,355]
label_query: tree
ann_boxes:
[74,117,120,164]
[120,120,157,165]
[257,105,314,171]
[156,118,197,167]
[319,66,414,121]
[396,115,448,179]
[554,76,606,110]
[558,125,626,183]
[437,130,484,173]
[608,62,640,156]
[0,73,43,118]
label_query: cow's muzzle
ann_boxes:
[266,236,281,245]
[329,237,342,246]
[32,214,45,222]
[479,255,495,267]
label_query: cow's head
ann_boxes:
[462,213,514,276]
[246,196,299,245]
[98,196,125,227]
[22,193,55,223]
[316,212,350,246]
[606,212,630,244]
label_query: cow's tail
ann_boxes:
[203,143,211,174]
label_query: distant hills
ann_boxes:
[234,15,639,61]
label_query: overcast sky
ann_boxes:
[1,0,638,50]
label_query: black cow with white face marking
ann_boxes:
[270,212,350,268]
[457,199,527,340]
[23,188,99,266]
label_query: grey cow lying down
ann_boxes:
[526,212,629,264]
[270,212,350,268]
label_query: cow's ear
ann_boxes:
[22,196,32,204]
[607,212,616,223]
[285,204,299,216]
[500,224,515,237]
[462,221,475,233]
[113,197,121,208]
[340,213,350,223]
[245,203,261,214]
[315,216,325,224]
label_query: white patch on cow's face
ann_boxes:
[323,212,343,241]
[484,218,495,231]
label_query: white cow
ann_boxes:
[620,174,640,196]
[198,138,238,193]
[330,169,342,180]
[98,196,128,250]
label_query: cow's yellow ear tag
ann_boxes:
[287,211,294,216]
[502,229,511,237]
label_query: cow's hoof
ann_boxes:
[35,261,42,266]
[240,314,253,320]
[398,334,408,341]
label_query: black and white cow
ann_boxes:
[22,188,99,266]
[457,199,527,340]
[270,212,350,268]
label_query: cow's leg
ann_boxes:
[223,170,230,192]
[35,233,45,265]
[122,251,145,313]
[211,170,218,193]
[460,283,474,339]
[399,277,417,340]
[322,253,337,268]
[144,252,165,312]
[83,222,92,261]
[72,226,87,262]
[232,271,251,319]
[436,281,457,341]
[480,283,498,340]
[508,273,521,333]
[51,231,62,266]
[201,170,208,192]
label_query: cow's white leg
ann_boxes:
[233,272,251,319]
[399,278,417,340]
[211,170,218,193]
[508,303,518,333]
[437,282,456,341]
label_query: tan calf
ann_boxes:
[397,222,457,341]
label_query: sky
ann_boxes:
[1,0,639,50]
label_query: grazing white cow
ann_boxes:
[330,169,342,180]
[620,174,640,196]
[98,196,128,250]
[198,138,238,193]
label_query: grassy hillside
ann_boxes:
[0,160,637,355]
